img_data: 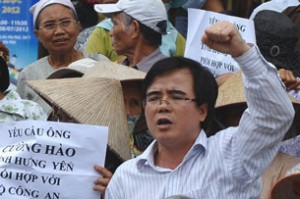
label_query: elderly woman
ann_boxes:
[17,0,108,115]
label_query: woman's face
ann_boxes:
[34,4,80,55]
[122,81,143,117]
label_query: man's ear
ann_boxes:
[131,20,140,38]
[198,103,208,122]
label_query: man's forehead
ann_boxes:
[151,68,192,82]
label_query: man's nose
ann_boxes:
[158,99,170,106]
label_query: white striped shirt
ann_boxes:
[105,46,295,199]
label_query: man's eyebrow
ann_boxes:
[146,91,161,97]
[167,89,187,95]
[146,89,187,97]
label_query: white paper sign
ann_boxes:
[185,9,256,77]
[0,120,108,199]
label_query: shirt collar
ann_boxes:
[121,48,166,72]
[136,48,166,73]
[137,130,208,169]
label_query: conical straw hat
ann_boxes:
[82,61,146,81]
[215,71,300,139]
[216,71,300,107]
[27,77,131,162]
[30,61,146,167]
[271,162,300,199]
[47,60,146,81]
[261,152,300,199]
[216,71,246,108]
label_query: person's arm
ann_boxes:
[202,21,295,180]
[278,68,300,91]
[234,46,294,178]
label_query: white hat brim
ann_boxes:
[94,4,121,14]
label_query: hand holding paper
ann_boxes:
[93,165,113,197]
[201,21,251,58]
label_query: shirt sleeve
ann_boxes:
[230,45,295,181]
[85,27,104,55]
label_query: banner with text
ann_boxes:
[0,0,38,86]
[185,9,256,77]
[0,120,108,199]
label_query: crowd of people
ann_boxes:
[1,0,300,198]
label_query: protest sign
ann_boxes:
[0,120,108,199]
[185,9,256,77]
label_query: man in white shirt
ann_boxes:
[104,21,295,198]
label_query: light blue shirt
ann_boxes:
[105,46,295,199]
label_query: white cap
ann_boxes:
[47,58,97,79]
[94,0,167,34]
[30,0,77,28]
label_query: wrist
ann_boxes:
[232,44,251,58]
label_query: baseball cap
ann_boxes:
[94,0,167,34]
[27,77,132,166]
[254,10,300,76]
[47,58,96,79]
[30,0,77,28]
